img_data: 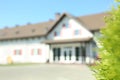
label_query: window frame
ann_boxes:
[74,29,80,35]
[54,31,60,37]
[62,23,69,28]
[14,49,22,55]
[31,49,42,55]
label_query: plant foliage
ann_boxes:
[94,1,120,80]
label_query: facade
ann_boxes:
[0,13,107,64]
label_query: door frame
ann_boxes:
[62,47,73,63]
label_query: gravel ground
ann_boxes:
[0,64,96,80]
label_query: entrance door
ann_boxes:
[63,47,72,63]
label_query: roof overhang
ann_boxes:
[43,37,93,44]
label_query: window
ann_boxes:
[62,24,66,28]
[15,31,20,34]
[66,23,69,28]
[62,23,69,28]
[75,47,80,61]
[54,31,60,37]
[74,30,80,35]
[32,29,36,32]
[53,48,61,61]
[69,50,72,60]
[14,49,22,55]
[31,49,42,55]
[54,32,57,36]
[53,48,56,61]
[38,49,42,55]
[58,48,61,60]
[57,31,60,36]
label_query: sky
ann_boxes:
[0,0,115,29]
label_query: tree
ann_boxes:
[94,1,120,80]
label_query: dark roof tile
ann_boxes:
[0,12,107,40]
[0,21,55,40]
[77,13,108,30]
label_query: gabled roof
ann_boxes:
[77,13,108,31]
[46,13,75,35]
[0,12,107,40]
[0,21,54,40]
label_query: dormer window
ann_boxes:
[32,29,35,32]
[0,32,6,36]
[15,31,20,34]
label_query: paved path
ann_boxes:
[0,64,96,80]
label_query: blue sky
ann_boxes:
[0,0,115,29]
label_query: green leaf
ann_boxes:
[93,1,120,80]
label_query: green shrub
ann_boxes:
[94,1,120,80]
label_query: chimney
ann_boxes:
[4,26,9,29]
[27,22,31,25]
[15,24,19,27]
[55,13,61,20]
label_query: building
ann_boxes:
[0,12,107,64]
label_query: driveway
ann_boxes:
[0,64,96,80]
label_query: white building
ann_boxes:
[0,13,107,64]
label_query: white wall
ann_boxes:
[47,17,93,40]
[0,16,96,64]
[0,37,49,64]
[47,16,95,64]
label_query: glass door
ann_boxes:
[63,47,72,63]
[53,48,61,62]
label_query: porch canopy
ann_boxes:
[43,38,92,44]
